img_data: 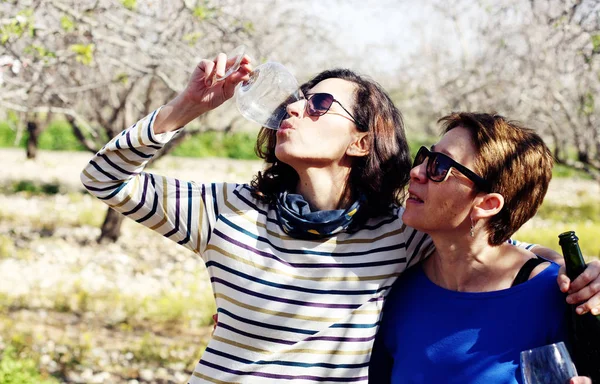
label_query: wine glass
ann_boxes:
[520,342,578,384]
[213,45,302,130]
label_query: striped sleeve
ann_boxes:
[80,108,217,258]
[507,239,537,250]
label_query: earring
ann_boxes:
[470,216,475,237]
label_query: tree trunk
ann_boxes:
[26,121,41,159]
[98,208,125,243]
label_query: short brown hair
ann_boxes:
[250,69,412,218]
[438,112,553,246]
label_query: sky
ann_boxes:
[305,1,467,77]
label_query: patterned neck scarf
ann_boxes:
[274,191,365,239]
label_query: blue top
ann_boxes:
[369,262,567,384]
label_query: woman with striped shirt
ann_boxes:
[81,53,600,383]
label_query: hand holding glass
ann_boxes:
[520,342,578,384]
[213,45,301,130]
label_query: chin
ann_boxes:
[275,144,291,162]
[401,209,423,230]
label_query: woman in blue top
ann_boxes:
[369,112,592,383]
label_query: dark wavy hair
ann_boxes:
[250,68,412,217]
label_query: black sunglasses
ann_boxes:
[413,146,491,192]
[303,93,364,130]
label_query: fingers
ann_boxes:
[196,59,215,80]
[569,260,600,293]
[568,287,600,315]
[203,53,227,87]
[214,52,227,79]
[557,265,570,293]
[562,261,600,315]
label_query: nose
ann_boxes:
[285,98,305,118]
[409,158,428,184]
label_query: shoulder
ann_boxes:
[528,259,556,280]
[519,262,565,307]
[213,182,271,213]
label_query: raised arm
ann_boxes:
[80,53,252,256]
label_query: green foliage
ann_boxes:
[121,0,137,11]
[114,72,129,84]
[1,9,34,45]
[193,4,216,20]
[11,180,61,195]
[69,43,95,65]
[0,121,21,147]
[517,193,600,259]
[0,347,59,384]
[552,164,593,179]
[592,34,600,53]
[536,199,600,224]
[581,92,595,115]
[0,235,16,258]
[183,32,204,46]
[408,134,436,158]
[171,131,259,159]
[516,222,600,260]
[132,333,169,364]
[242,21,255,33]
[60,15,75,32]
[38,120,86,151]
[1,119,261,159]
[24,44,56,62]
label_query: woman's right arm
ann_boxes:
[80,53,252,256]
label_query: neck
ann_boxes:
[294,166,353,211]
[423,229,527,292]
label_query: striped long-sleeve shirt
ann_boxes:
[80,108,434,383]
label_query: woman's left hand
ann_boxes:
[558,260,600,315]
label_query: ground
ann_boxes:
[0,148,597,383]
[0,148,263,384]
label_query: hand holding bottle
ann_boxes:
[558,259,600,315]
[558,231,600,382]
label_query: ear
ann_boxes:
[346,132,370,157]
[471,192,504,220]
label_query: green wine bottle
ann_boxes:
[558,231,600,382]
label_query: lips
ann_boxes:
[407,190,424,203]
[279,120,293,130]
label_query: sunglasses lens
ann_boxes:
[413,147,427,168]
[308,93,334,116]
[428,154,452,182]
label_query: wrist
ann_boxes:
[154,93,205,134]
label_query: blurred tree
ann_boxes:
[398,0,600,180]
[0,0,339,241]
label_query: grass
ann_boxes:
[0,120,259,159]
[124,333,206,365]
[0,347,60,384]
[171,130,258,159]
[536,199,600,224]
[0,282,215,331]
[516,222,600,260]
[516,193,600,260]
[553,164,595,180]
